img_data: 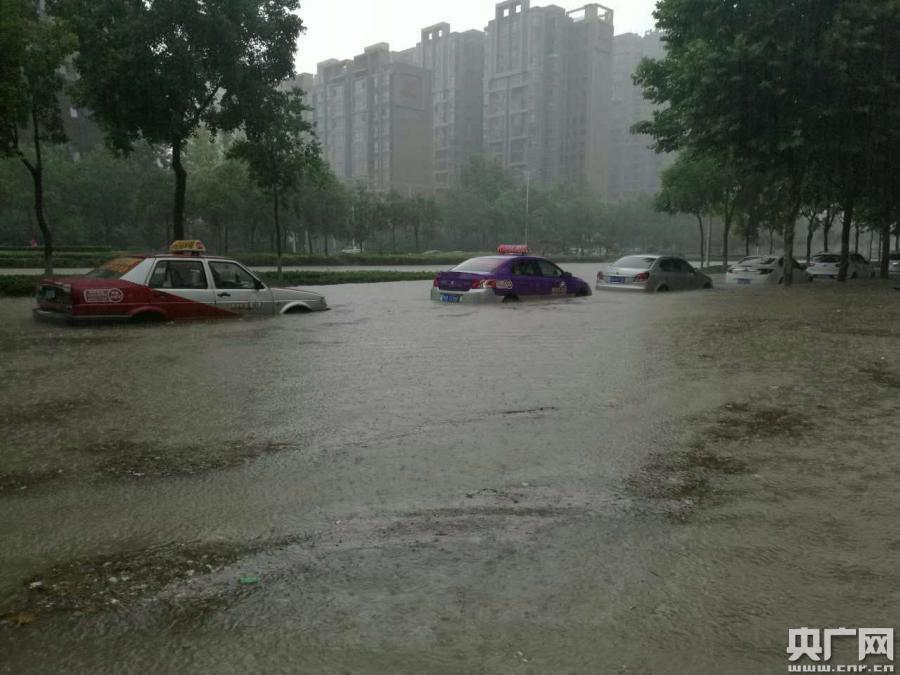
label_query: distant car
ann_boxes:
[807,253,875,280]
[595,255,713,292]
[891,253,900,279]
[423,250,442,255]
[725,256,807,285]
[431,246,592,304]
[340,246,362,254]
[33,241,328,324]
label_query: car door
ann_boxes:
[208,260,275,316]
[510,259,543,297]
[675,258,702,289]
[536,259,570,296]
[147,258,219,319]
[657,257,680,289]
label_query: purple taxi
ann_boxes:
[431,246,592,304]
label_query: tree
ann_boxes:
[228,90,318,279]
[0,1,75,273]
[635,1,868,286]
[56,0,304,240]
[656,153,717,268]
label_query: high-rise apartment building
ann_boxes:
[608,31,673,200]
[483,0,613,195]
[415,24,485,190]
[311,44,433,195]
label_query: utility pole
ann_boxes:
[525,171,531,246]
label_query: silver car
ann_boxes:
[807,253,875,281]
[725,256,807,286]
[596,255,713,292]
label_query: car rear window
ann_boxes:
[814,255,841,263]
[86,257,143,279]
[613,256,656,269]
[890,253,900,261]
[452,258,504,273]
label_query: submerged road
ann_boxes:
[1,276,898,674]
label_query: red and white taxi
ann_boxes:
[33,241,328,324]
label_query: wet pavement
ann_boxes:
[1,270,898,674]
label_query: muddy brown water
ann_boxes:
[1,272,898,674]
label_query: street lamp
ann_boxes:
[524,170,531,246]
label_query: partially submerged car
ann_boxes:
[431,245,592,303]
[725,256,807,285]
[34,241,328,324]
[807,253,875,280]
[595,255,713,292]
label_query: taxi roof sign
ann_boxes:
[498,244,529,256]
[169,240,207,255]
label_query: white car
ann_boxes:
[891,253,900,279]
[596,255,713,292]
[725,256,808,286]
[807,253,875,280]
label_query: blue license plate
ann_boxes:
[440,294,461,303]
[609,276,625,284]
[737,279,751,285]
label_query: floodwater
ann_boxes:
[1,276,898,674]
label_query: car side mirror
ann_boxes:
[255,279,266,290]
[562,271,572,278]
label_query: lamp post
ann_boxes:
[524,171,531,246]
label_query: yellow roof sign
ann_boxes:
[169,240,207,254]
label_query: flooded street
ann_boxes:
[1,273,898,674]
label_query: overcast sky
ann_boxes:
[295,0,659,74]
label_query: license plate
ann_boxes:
[440,294,461,303]
[737,279,751,285]
[609,276,625,284]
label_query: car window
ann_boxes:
[676,259,694,274]
[536,260,563,278]
[87,257,143,279]
[613,256,656,269]
[813,255,841,263]
[209,261,259,290]
[452,258,503,273]
[149,260,208,289]
[659,258,678,272]
[511,260,541,276]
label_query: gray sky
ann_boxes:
[295,0,659,74]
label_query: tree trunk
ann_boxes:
[838,199,854,282]
[29,164,53,275]
[391,222,396,251]
[880,208,891,279]
[722,213,732,272]
[273,187,283,280]
[768,226,775,254]
[805,217,816,264]
[695,214,705,268]
[782,208,801,287]
[413,224,420,253]
[20,106,54,274]
[854,222,860,254]
[306,229,313,254]
[323,232,329,256]
[171,138,187,241]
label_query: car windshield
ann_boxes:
[85,257,143,279]
[452,258,504,273]
[613,256,656,269]
[813,255,841,263]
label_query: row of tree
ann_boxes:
[1,142,708,259]
[636,0,900,282]
[1,0,315,274]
